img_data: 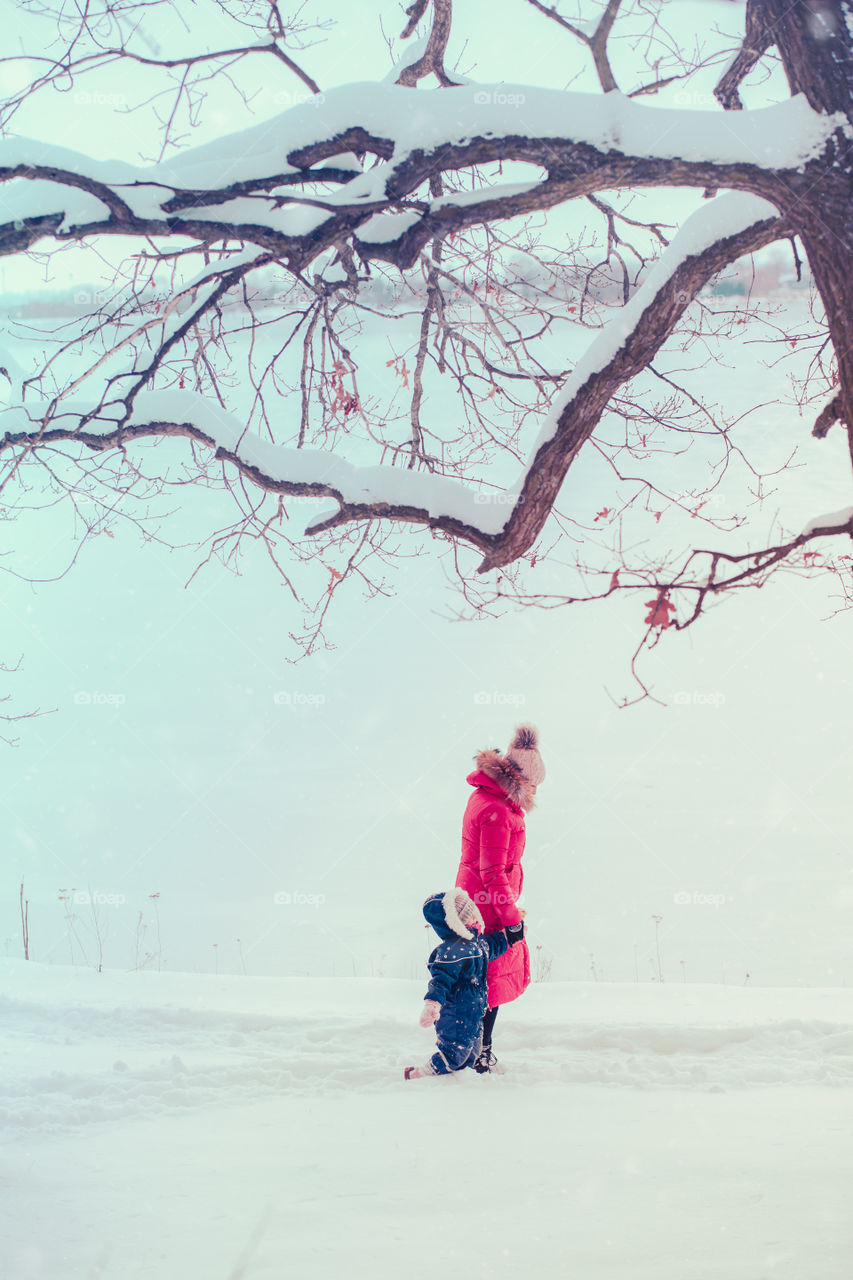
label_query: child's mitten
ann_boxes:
[419,999,441,1027]
[505,922,525,946]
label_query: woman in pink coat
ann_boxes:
[455,724,545,1073]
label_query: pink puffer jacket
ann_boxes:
[455,750,535,1006]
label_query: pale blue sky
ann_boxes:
[3,0,852,987]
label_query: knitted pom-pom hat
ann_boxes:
[505,724,545,786]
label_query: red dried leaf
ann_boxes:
[644,591,676,629]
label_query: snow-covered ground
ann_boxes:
[3,959,852,1279]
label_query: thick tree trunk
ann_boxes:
[800,210,853,459]
[769,0,853,450]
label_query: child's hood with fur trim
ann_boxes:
[423,890,481,941]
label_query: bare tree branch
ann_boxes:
[397,0,461,87]
[714,0,772,110]
[477,212,789,570]
[813,395,843,439]
[1,0,852,681]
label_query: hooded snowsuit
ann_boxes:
[456,749,534,1006]
[421,891,510,1076]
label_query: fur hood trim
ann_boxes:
[422,889,483,941]
[441,888,483,940]
[473,748,536,812]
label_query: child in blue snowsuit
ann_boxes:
[404,888,525,1079]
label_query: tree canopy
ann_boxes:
[1,0,852,690]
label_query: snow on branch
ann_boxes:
[476,193,788,570]
[0,194,788,566]
[0,389,501,549]
[0,85,841,269]
[801,507,853,537]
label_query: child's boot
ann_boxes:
[473,1047,506,1074]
